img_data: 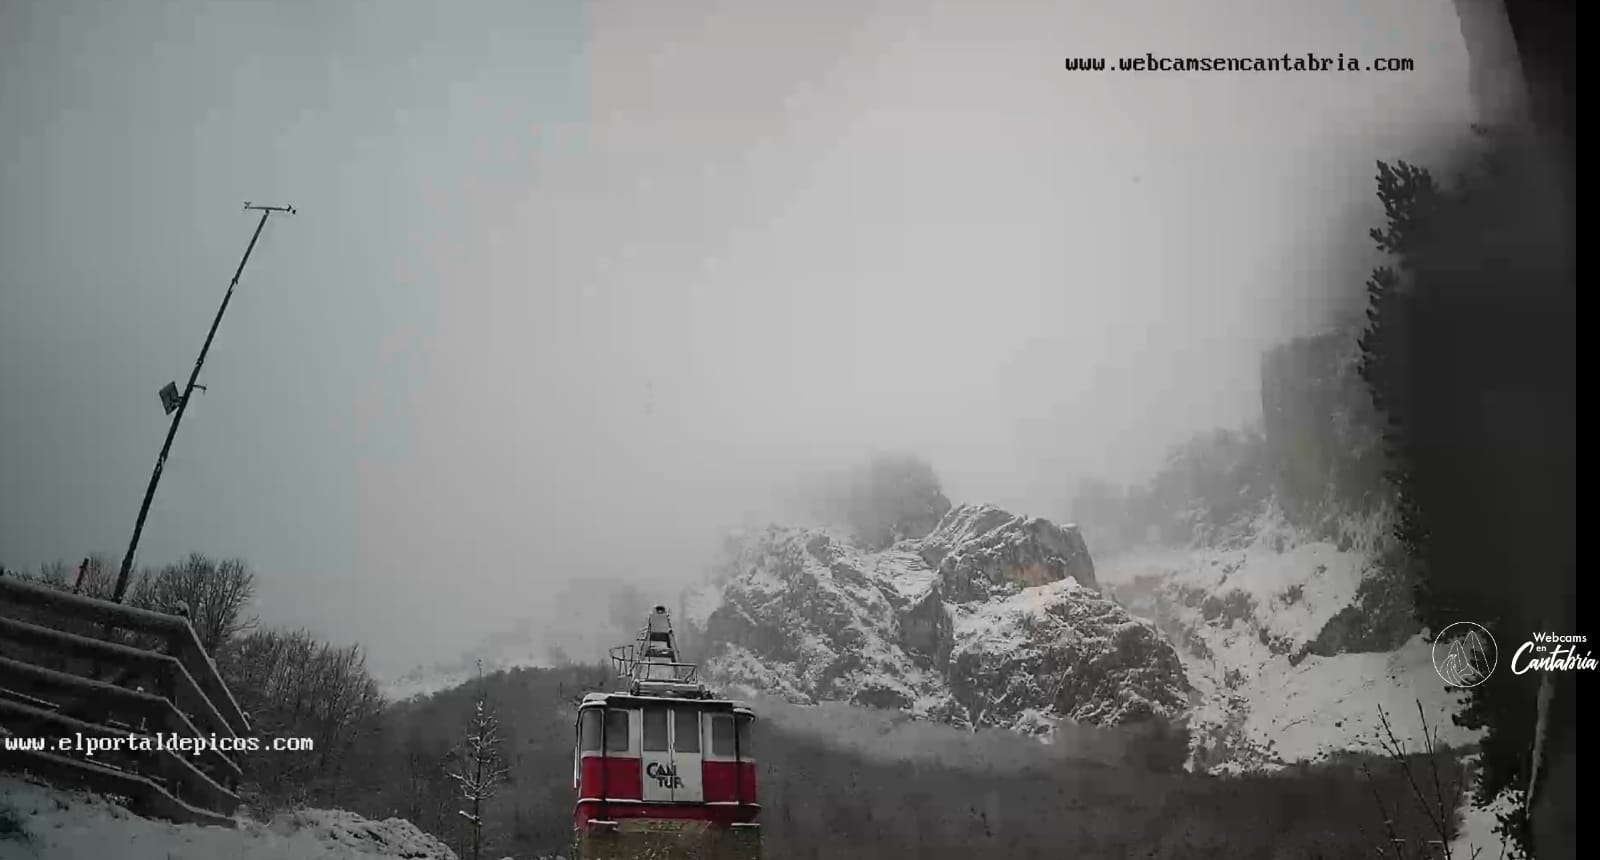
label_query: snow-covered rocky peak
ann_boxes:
[918,502,1097,600]
[681,504,1189,739]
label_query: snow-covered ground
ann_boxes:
[1449,777,1521,860]
[0,776,456,860]
[1098,512,1482,772]
[1090,511,1514,855]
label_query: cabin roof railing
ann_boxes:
[608,606,713,695]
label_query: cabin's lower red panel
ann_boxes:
[576,757,760,831]
[579,757,642,800]
[702,761,759,804]
[572,799,761,830]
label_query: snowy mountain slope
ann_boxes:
[391,496,1475,778]
[681,503,1192,737]
[675,489,1476,776]
[0,776,456,860]
[1098,507,1481,773]
[688,523,958,715]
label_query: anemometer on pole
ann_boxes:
[112,203,297,602]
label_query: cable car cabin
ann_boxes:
[572,695,759,825]
[573,606,760,860]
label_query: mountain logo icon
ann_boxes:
[1431,621,1499,688]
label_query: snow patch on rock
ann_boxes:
[1100,508,1480,773]
[687,505,1189,736]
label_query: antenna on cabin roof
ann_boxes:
[609,605,708,698]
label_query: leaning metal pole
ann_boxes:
[112,203,296,602]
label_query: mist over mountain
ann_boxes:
[7,0,1568,857]
[390,325,1475,782]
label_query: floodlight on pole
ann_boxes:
[113,203,297,602]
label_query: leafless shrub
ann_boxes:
[127,553,258,653]
[1359,699,1514,860]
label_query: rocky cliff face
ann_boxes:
[1096,505,1474,774]
[681,503,1190,739]
[1072,328,1389,561]
[1061,328,1465,773]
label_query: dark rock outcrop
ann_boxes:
[898,582,951,667]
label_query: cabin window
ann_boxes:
[604,709,630,753]
[736,715,754,756]
[710,714,736,757]
[643,707,669,752]
[579,710,602,753]
[674,709,700,753]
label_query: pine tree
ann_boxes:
[1358,125,1576,857]
[449,661,511,860]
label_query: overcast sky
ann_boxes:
[1,0,1475,675]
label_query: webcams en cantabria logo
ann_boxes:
[1432,621,1498,687]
